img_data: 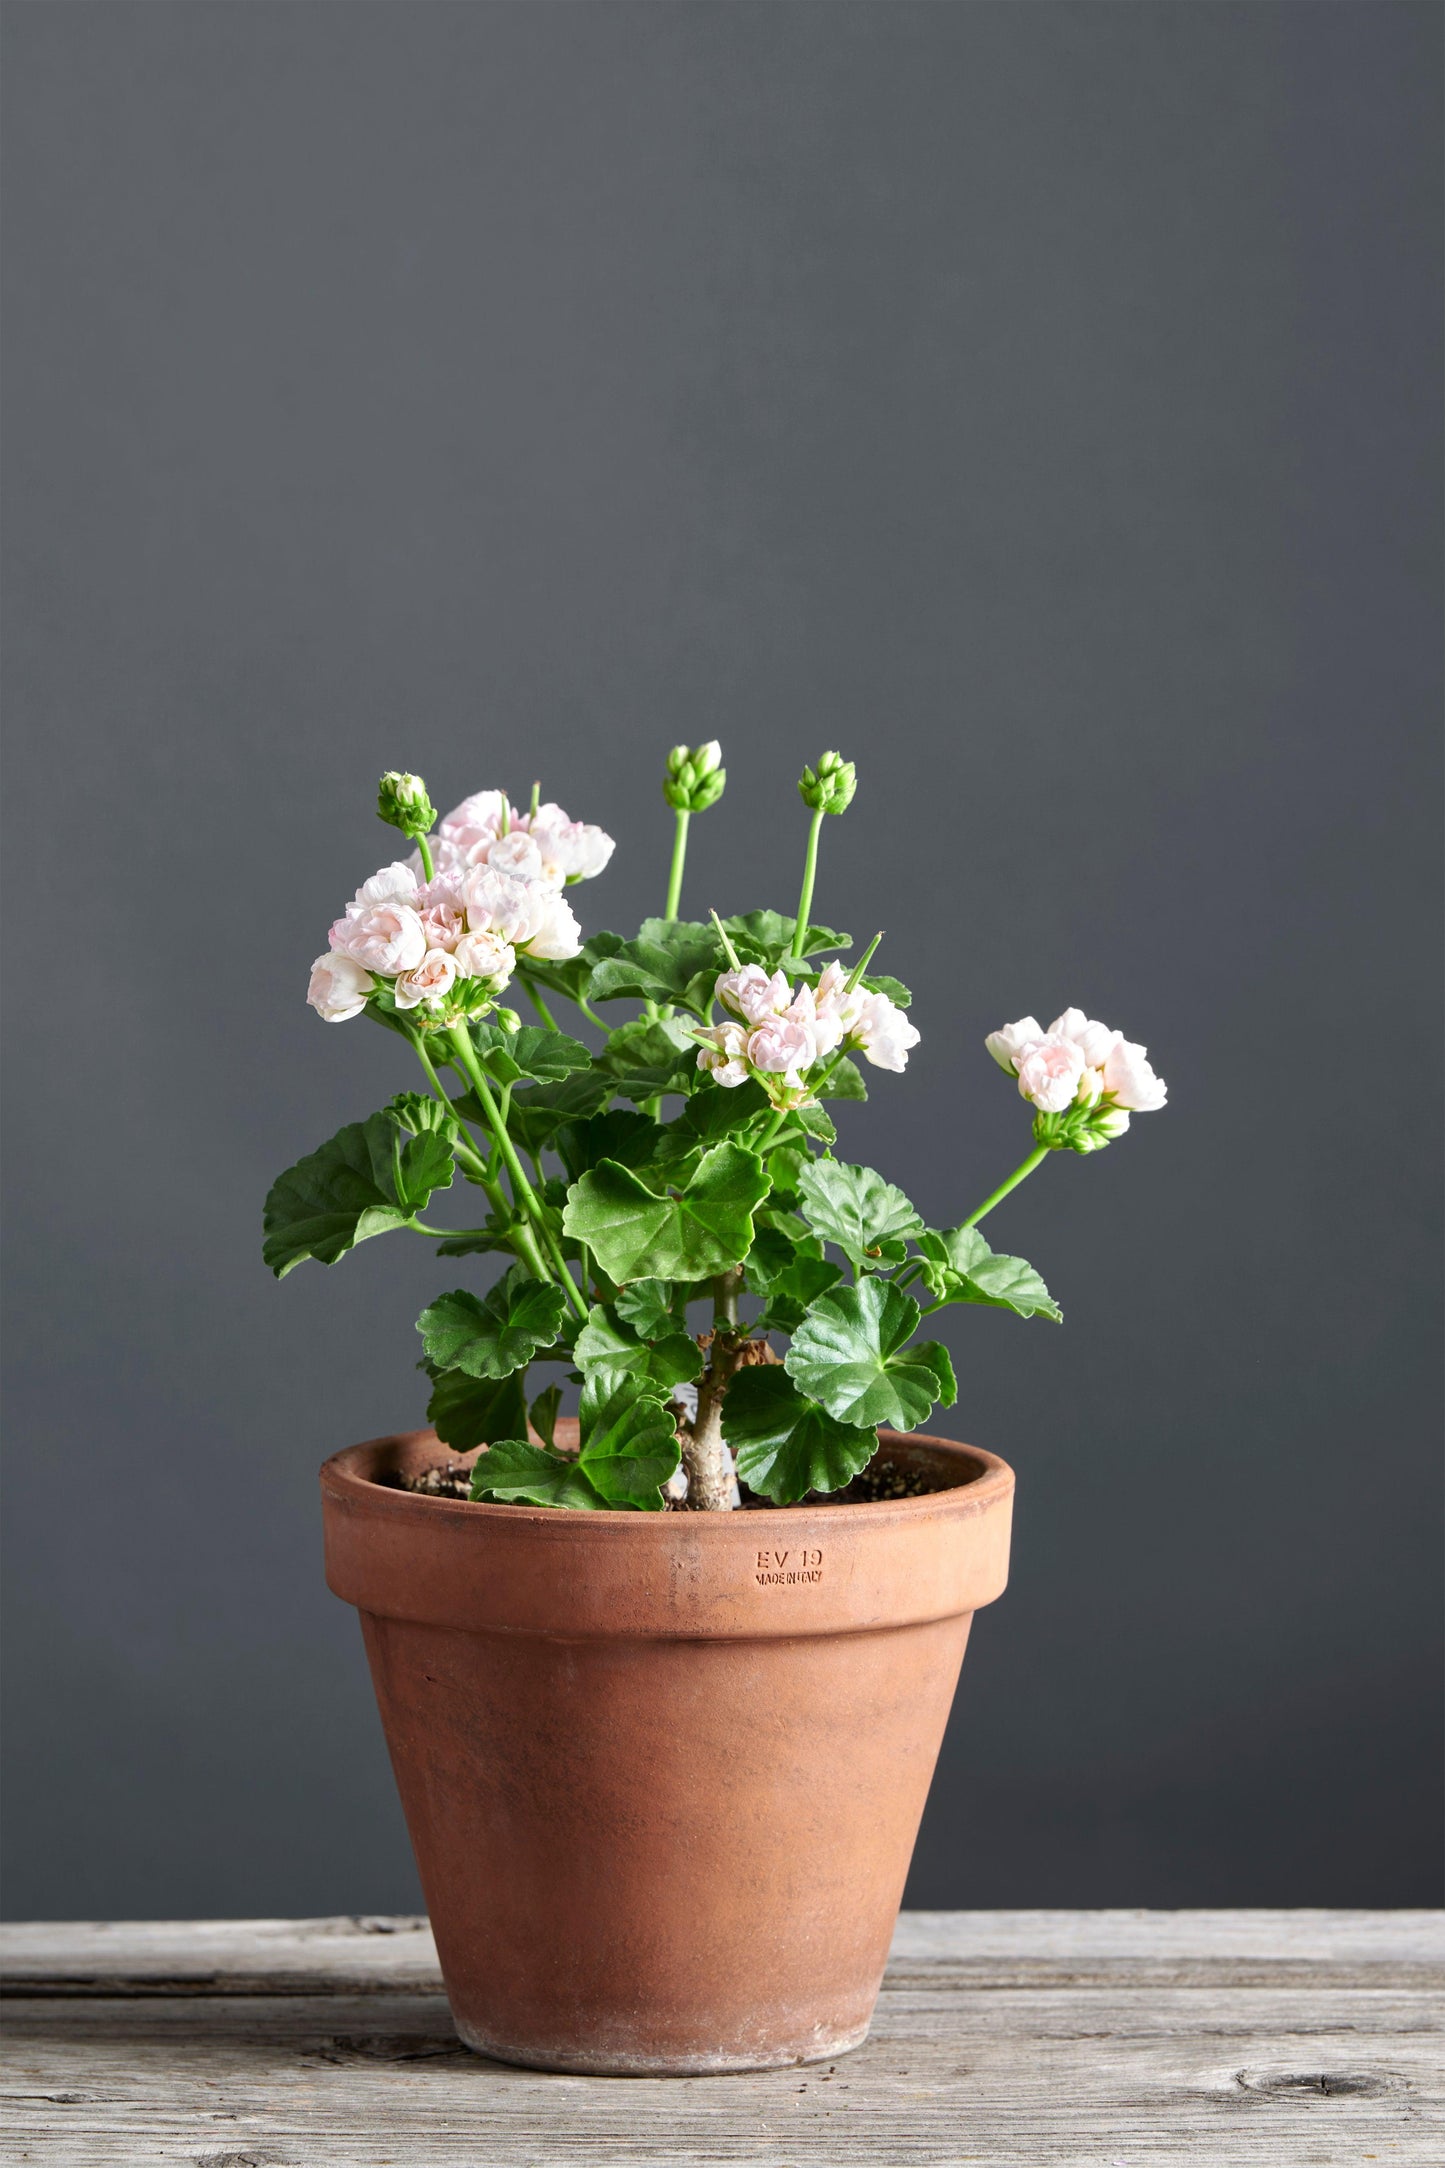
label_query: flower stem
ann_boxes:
[415,833,435,883]
[788,808,826,967]
[522,978,558,1029]
[754,1046,848,1152]
[960,1144,1051,1230]
[650,808,695,1031]
[410,1035,490,1183]
[756,1106,791,1153]
[663,807,691,922]
[448,1027,587,1317]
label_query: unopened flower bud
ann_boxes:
[798,750,857,815]
[377,771,437,841]
[664,741,727,813]
[1074,1065,1104,1108]
[493,1005,522,1035]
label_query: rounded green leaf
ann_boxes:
[573,1304,702,1393]
[588,920,728,1017]
[469,1439,606,1509]
[796,1160,923,1272]
[467,1023,593,1087]
[563,1142,768,1284]
[417,1266,568,1380]
[721,911,851,966]
[613,1278,681,1340]
[426,1366,527,1451]
[724,1367,878,1504]
[784,1279,944,1431]
[917,1227,1062,1320]
[263,1110,454,1277]
[578,1376,682,1509]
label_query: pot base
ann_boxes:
[453,2013,871,2078]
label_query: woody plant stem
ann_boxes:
[682,1266,748,1512]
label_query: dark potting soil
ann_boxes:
[391,1455,943,1509]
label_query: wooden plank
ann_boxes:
[6,1908,1439,1993]
[0,1916,442,1999]
[2,1912,1442,2166]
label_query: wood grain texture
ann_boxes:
[3,1911,1441,2165]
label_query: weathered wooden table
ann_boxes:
[2,1911,1440,2164]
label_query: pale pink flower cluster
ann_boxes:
[307,789,614,1024]
[696,960,920,1106]
[986,1007,1167,1124]
[417,791,615,888]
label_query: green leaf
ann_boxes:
[425,1365,527,1452]
[263,1112,454,1277]
[360,986,418,1042]
[721,912,851,968]
[555,1109,663,1183]
[417,1265,569,1379]
[916,1227,1062,1321]
[764,1144,808,1207]
[647,1078,771,1177]
[529,1383,562,1450]
[744,1224,843,1329]
[576,1376,681,1509]
[587,919,727,1017]
[506,1070,613,1154]
[858,973,912,1009]
[563,1141,769,1284]
[573,1303,703,1392]
[785,1280,947,1431]
[613,1278,681,1340]
[469,1439,606,1509]
[598,1017,700,1102]
[753,1252,843,1333]
[796,1160,924,1273]
[725,1366,878,1504]
[517,933,623,1008]
[817,1056,868,1102]
[466,1022,593,1087]
[793,1105,838,1146]
[909,1340,958,1408]
[744,1223,817,1292]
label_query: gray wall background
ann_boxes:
[3,1,1440,1920]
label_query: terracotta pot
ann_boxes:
[321,1422,1013,2076]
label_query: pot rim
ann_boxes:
[320,1425,1013,1535]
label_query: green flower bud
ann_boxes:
[1034,1099,1132,1155]
[798,750,857,815]
[492,1005,522,1035]
[377,771,436,841]
[663,741,727,813]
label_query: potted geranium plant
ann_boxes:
[271,747,1166,2074]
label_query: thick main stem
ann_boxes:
[788,808,825,967]
[414,833,435,883]
[960,1143,1050,1230]
[683,1267,745,1512]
